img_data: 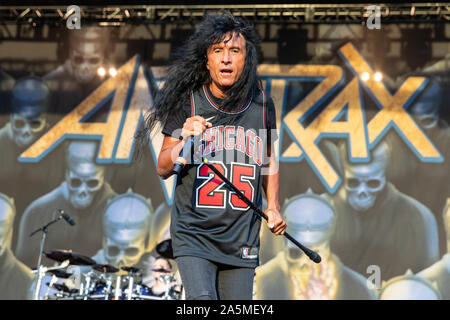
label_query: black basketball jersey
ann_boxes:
[162,84,277,268]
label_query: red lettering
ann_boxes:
[224,126,235,150]
[246,129,255,158]
[235,126,245,153]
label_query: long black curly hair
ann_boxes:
[135,11,262,149]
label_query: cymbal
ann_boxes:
[47,269,73,279]
[121,266,140,273]
[93,264,119,273]
[152,268,172,273]
[48,282,79,295]
[44,250,96,266]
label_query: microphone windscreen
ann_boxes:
[62,212,76,226]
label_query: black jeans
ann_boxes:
[175,255,255,300]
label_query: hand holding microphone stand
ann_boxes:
[171,136,321,264]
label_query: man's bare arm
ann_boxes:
[262,142,286,235]
[157,136,185,180]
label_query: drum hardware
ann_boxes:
[48,282,79,295]
[82,270,95,300]
[86,264,118,300]
[104,277,113,300]
[29,253,182,300]
[42,274,59,300]
[157,273,178,300]
[123,272,135,300]
[120,266,148,300]
[89,276,113,300]
[42,249,97,300]
[47,269,73,279]
[120,266,140,300]
[30,259,70,300]
[114,275,122,300]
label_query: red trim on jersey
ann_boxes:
[203,84,252,114]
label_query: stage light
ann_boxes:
[361,72,370,81]
[97,67,106,77]
[109,67,117,77]
[374,72,383,82]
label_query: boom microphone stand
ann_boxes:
[198,158,321,264]
[29,209,70,300]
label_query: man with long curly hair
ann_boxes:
[141,11,286,300]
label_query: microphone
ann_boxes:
[59,210,75,226]
[306,249,321,264]
[172,136,195,175]
[172,116,214,175]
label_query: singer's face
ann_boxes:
[206,32,246,98]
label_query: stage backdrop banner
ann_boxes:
[0,21,449,300]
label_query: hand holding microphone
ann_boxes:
[172,115,213,175]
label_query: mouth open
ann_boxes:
[220,69,233,76]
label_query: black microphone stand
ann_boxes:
[30,209,66,267]
[197,158,321,264]
[29,209,67,300]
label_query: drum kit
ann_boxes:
[29,211,181,300]
[32,249,181,300]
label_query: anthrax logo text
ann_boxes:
[19,43,443,196]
